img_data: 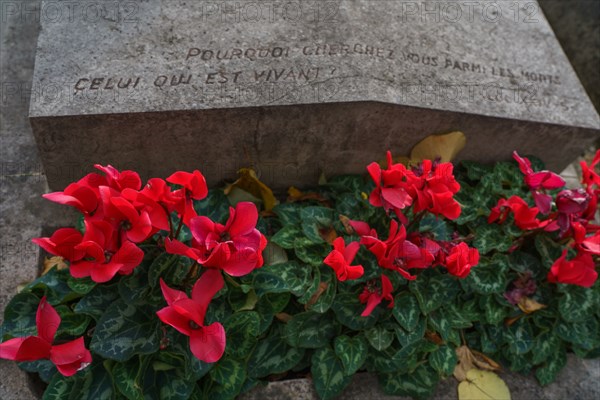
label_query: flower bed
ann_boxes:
[0,147,598,400]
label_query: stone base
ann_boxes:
[31,102,598,191]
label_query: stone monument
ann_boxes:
[28,0,600,189]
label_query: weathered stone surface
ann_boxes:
[28,0,599,190]
[539,0,600,111]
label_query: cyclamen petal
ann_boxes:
[227,202,259,237]
[156,306,192,336]
[36,297,60,343]
[189,323,226,363]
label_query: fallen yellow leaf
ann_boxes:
[224,168,278,211]
[410,131,466,163]
[458,368,511,400]
[517,297,547,314]
[471,350,502,372]
[454,346,502,382]
[286,186,331,206]
[42,256,68,275]
[454,345,475,382]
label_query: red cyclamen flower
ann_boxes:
[410,159,461,220]
[42,173,106,215]
[359,274,394,317]
[367,151,414,216]
[513,152,565,214]
[324,237,364,281]
[580,149,600,188]
[445,242,479,279]
[361,220,432,281]
[0,297,92,376]
[488,196,548,231]
[166,202,267,276]
[32,228,85,262]
[94,164,142,192]
[156,270,226,363]
[99,186,154,243]
[70,220,144,283]
[547,249,597,288]
[555,189,591,236]
[166,170,208,225]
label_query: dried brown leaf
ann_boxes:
[275,312,292,323]
[42,256,68,275]
[304,282,329,310]
[517,297,547,314]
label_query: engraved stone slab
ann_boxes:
[28,0,600,189]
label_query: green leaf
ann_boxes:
[311,346,352,400]
[112,357,144,400]
[509,251,544,277]
[55,307,91,337]
[90,300,160,362]
[556,318,600,350]
[1,292,39,338]
[429,345,457,376]
[141,353,196,400]
[270,225,303,249]
[410,270,461,314]
[481,295,509,325]
[148,253,179,288]
[332,292,379,330]
[308,268,337,313]
[207,358,246,400]
[67,276,96,295]
[228,287,258,312]
[535,235,563,269]
[532,331,561,365]
[43,370,87,400]
[194,189,230,223]
[252,261,311,297]
[118,263,151,304]
[283,311,336,348]
[392,292,421,331]
[429,312,460,346]
[74,284,119,321]
[473,224,512,254]
[333,335,368,375]
[224,311,260,358]
[535,346,567,386]
[247,326,305,378]
[443,304,473,329]
[22,268,75,305]
[262,242,289,266]
[273,203,303,226]
[18,360,57,383]
[505,319,534,355]
[327,174,369,193]
[43,361,113,400]
[378,364,439,399]
[300,206,335,244]
[294,241,330,267]
[419,215,450,241]
[462,254,509,294]
[460,161,493,182]
[365,325,394,351]
[559,285,598,323]
[395,317,426,347]
[298,265,321,304]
